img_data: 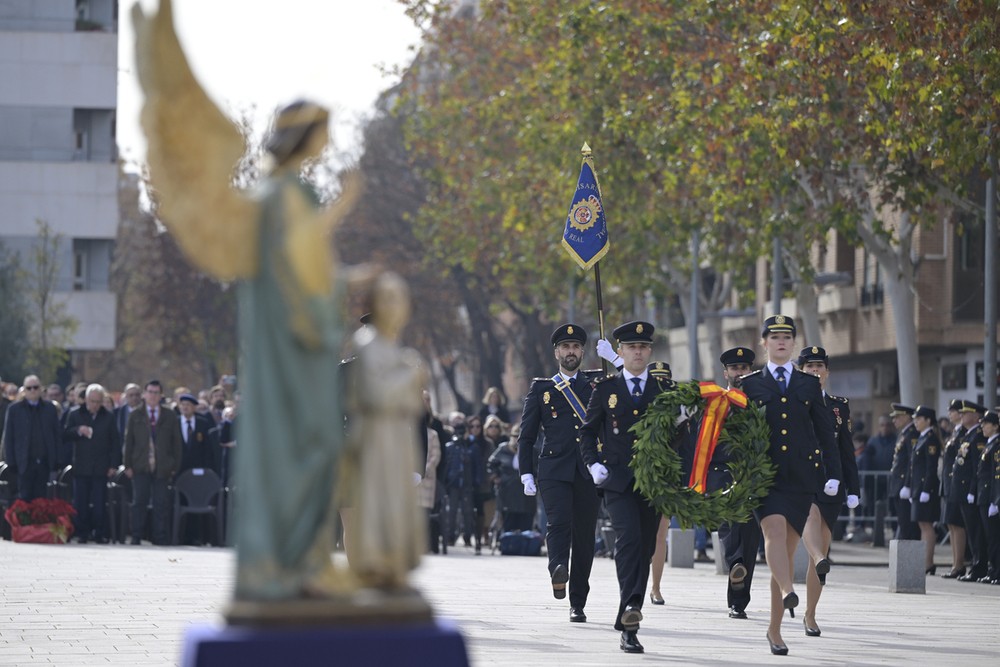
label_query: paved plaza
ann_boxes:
[1,539,998,665]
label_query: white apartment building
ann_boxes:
[0,0,118,353]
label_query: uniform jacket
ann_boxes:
[890,423,919,497]
[739,368,841,494]
[909,428,941,500]
[951,425,986,502]
[992,440,1000,507]
[817,394,860,504]
[1,399,62,472]
[976,435,999,507]
[177,412,217,473]
[942,425,968,498]
[517,369,601,482]
[444,437,482,490]
[579,371,675,494]
[123,404,183,479]
[63,405,121,476]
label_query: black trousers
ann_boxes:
[605,483,659,631]
[979,506,1000,579]
[131,472,171,544]
[893,498,920,540]
[961,501,988,576]
[719,516,761,611]
[538,473,600,609]
[73,475,106,539]
[17,458,50,501]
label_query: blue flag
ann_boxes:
[561,148,610,271]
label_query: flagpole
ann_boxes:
[580,142,609,374]
[594,261,608,374]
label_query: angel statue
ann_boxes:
[342,273,427,590]
[133,0,357,605]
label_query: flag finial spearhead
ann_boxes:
[581,142,592,156]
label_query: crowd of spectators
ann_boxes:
[0,372,239,545]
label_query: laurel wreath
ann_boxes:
[630,381,776,529]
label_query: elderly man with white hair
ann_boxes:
[63,384,121,543]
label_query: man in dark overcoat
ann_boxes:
[64,384,121,543]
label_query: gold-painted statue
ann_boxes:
[132,0,361,613]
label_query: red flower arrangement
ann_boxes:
[4,498,76,544]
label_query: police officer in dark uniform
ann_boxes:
[517,324,601,623]
[707,347,761,619]
[907,405,941,574]
[579,321,672,654]
[888,403,920,540]
[953,401,989,581]
[738,316,841,656]
[975,410,1000,583]
[797,346,861,636]
[941,399,969,578]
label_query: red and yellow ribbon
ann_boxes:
[689,383,748,493]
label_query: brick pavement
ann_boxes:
[1,539,998,666]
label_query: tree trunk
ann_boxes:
[704,314,724,385]
[882,274,921,406]
[794,280,822,348]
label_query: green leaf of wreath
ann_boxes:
[630,381,776,530]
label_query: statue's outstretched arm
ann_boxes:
[133,0,259,281]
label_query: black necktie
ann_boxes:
[775,366,787,394]
[631,378,643,403]
[187,419,194,443]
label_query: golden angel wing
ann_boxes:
[132,0,258,281]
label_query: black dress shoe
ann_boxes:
[977,575,995,583]
[551,564,568,599]
[649,591,664,605]
[926,565,937,576]
[815,558,831,586]
[767,632,788,655]
[942,567,966,579]
[620,604,643,630]
[729,562,748,591]
[130,537,141,545]
[620,630,644,653]
[782,591,798,618]
[804,618,821,637]
[728,606,747,619]
[94,536,109,545]
[958,571,986,582]
[569,607,587,623]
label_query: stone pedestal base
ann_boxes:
[888,539,926,593]
[667,528,694,568]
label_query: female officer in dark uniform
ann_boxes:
[739,316,841,656]
[908,406,941,574]
[941,400,968,578]
[797,346,860,637]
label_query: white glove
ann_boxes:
[968,493,976,504]
[823,479,840,496]
[846,495,859,509]
[990,504,999,517]
[899,486,911,500]
[919,492,930,503]
[596,338,622,366]
[413,472,422,486]
[589,463,609,485]
[521,473,537,496]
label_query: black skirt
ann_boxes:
[911,494,941,523]
[943,498,965,526]
[754,489,813,536]
[813,498,842,532]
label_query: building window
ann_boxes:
[942,363,968,390]
[861,251,884,306]
[73,250,87,291]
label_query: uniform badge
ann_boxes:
[636,324,643,334]
[656,362,663,370]
[567,326,574,334]
[775,315,786,324]
[957,457,965,466]
[543,391,550,404]
[929,446,937,455]
[609,394,618,409]
[737,349,743,356]
[197,432,203,442]
[812,346,818,354]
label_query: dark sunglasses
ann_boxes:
[25,385,41,390]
